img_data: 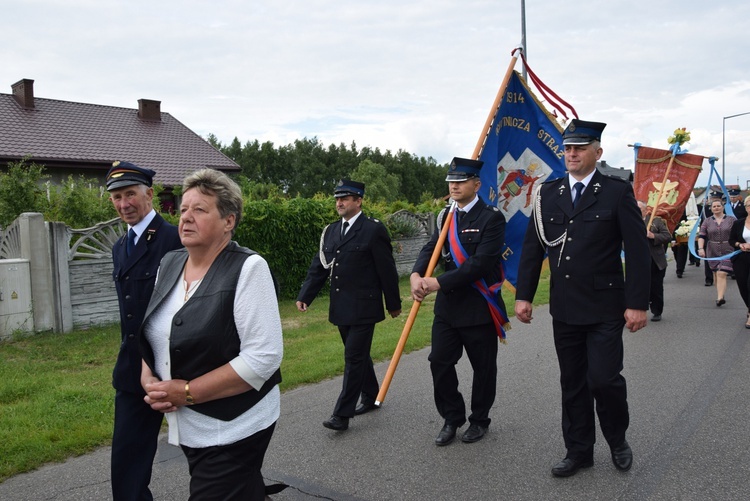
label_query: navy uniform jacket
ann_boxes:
[298,214,401,326]
[412,197,507,326]
[731,201,748,220]
[112,213,182,394]
[516,170,650,325]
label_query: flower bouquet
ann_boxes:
[674,219,696,243]
[667,127,691,146]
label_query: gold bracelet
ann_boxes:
[185,381,195,405]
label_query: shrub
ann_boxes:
[0,158,48,227]
[234,196,337,299]
[45,176,117,228]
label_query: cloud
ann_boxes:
[2,0,750,189]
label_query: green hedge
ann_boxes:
[226,195,442,299]
[233,196,335,299]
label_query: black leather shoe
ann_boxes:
[611,441,633,471]
[322,415,349,431]
[705,279,713,286]
[461,424,487,443]
[551,457,594,477]
[651,314,661,322]
[354,400,379,415]
[716,298,726,307]
[676,272,683,278]
[434,424,458,446]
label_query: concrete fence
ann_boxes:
[0,211,432,339]
[0,213,126,339]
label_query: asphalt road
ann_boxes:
[2,259,749,500]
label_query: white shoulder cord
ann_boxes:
[318,224,335,275]
[437,207,450,260]
[436,202,457,260]
[532,184,566,267]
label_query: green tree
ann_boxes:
[211,134,450,202]
[45,176,116,228]
[0,158,49,227]
[351,159,400,203]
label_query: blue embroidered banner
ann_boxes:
[477,71,567,288]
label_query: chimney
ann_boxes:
[138,99,161,121]
[12,78,35,108]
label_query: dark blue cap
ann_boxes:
[446,157,483,182]
[562,119,607,145]
[106,161,155,191]
[729,188,741,196]
[334,179,365,198]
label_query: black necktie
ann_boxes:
[455,210,464,226]
[126,228,136,256]
[572,182,584,208]
[341,221,349,238]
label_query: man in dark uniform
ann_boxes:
[297,179,402,432]
[729,188,747,220]
[411,157,508,446]
[108,161,182,500]
[671,209,690,278]
[515,120,650,477]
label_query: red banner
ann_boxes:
[633,146,704,234]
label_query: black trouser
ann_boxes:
[705,260,713,281]
[649,260,666,315]
[733,255,750,310]
[552,319,629,461]
[111,389,163,501]
[182,422,276,501]
[429,317,498,428]
[671,244,687,274]
[334,323,378,417]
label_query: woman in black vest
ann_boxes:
[140,169,283,500]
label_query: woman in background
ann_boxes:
[698,199,736,307]
[729,195,750,328]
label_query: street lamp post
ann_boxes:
[722,111,750,181]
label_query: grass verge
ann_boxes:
[0,272,549,482]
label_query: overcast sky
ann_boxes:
[3,0,749,188]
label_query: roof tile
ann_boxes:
[0,92,239,186]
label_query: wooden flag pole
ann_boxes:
[647,154,676,230]
[472,50,520,160]
[375,51,520,407]
[375,202,456,406]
